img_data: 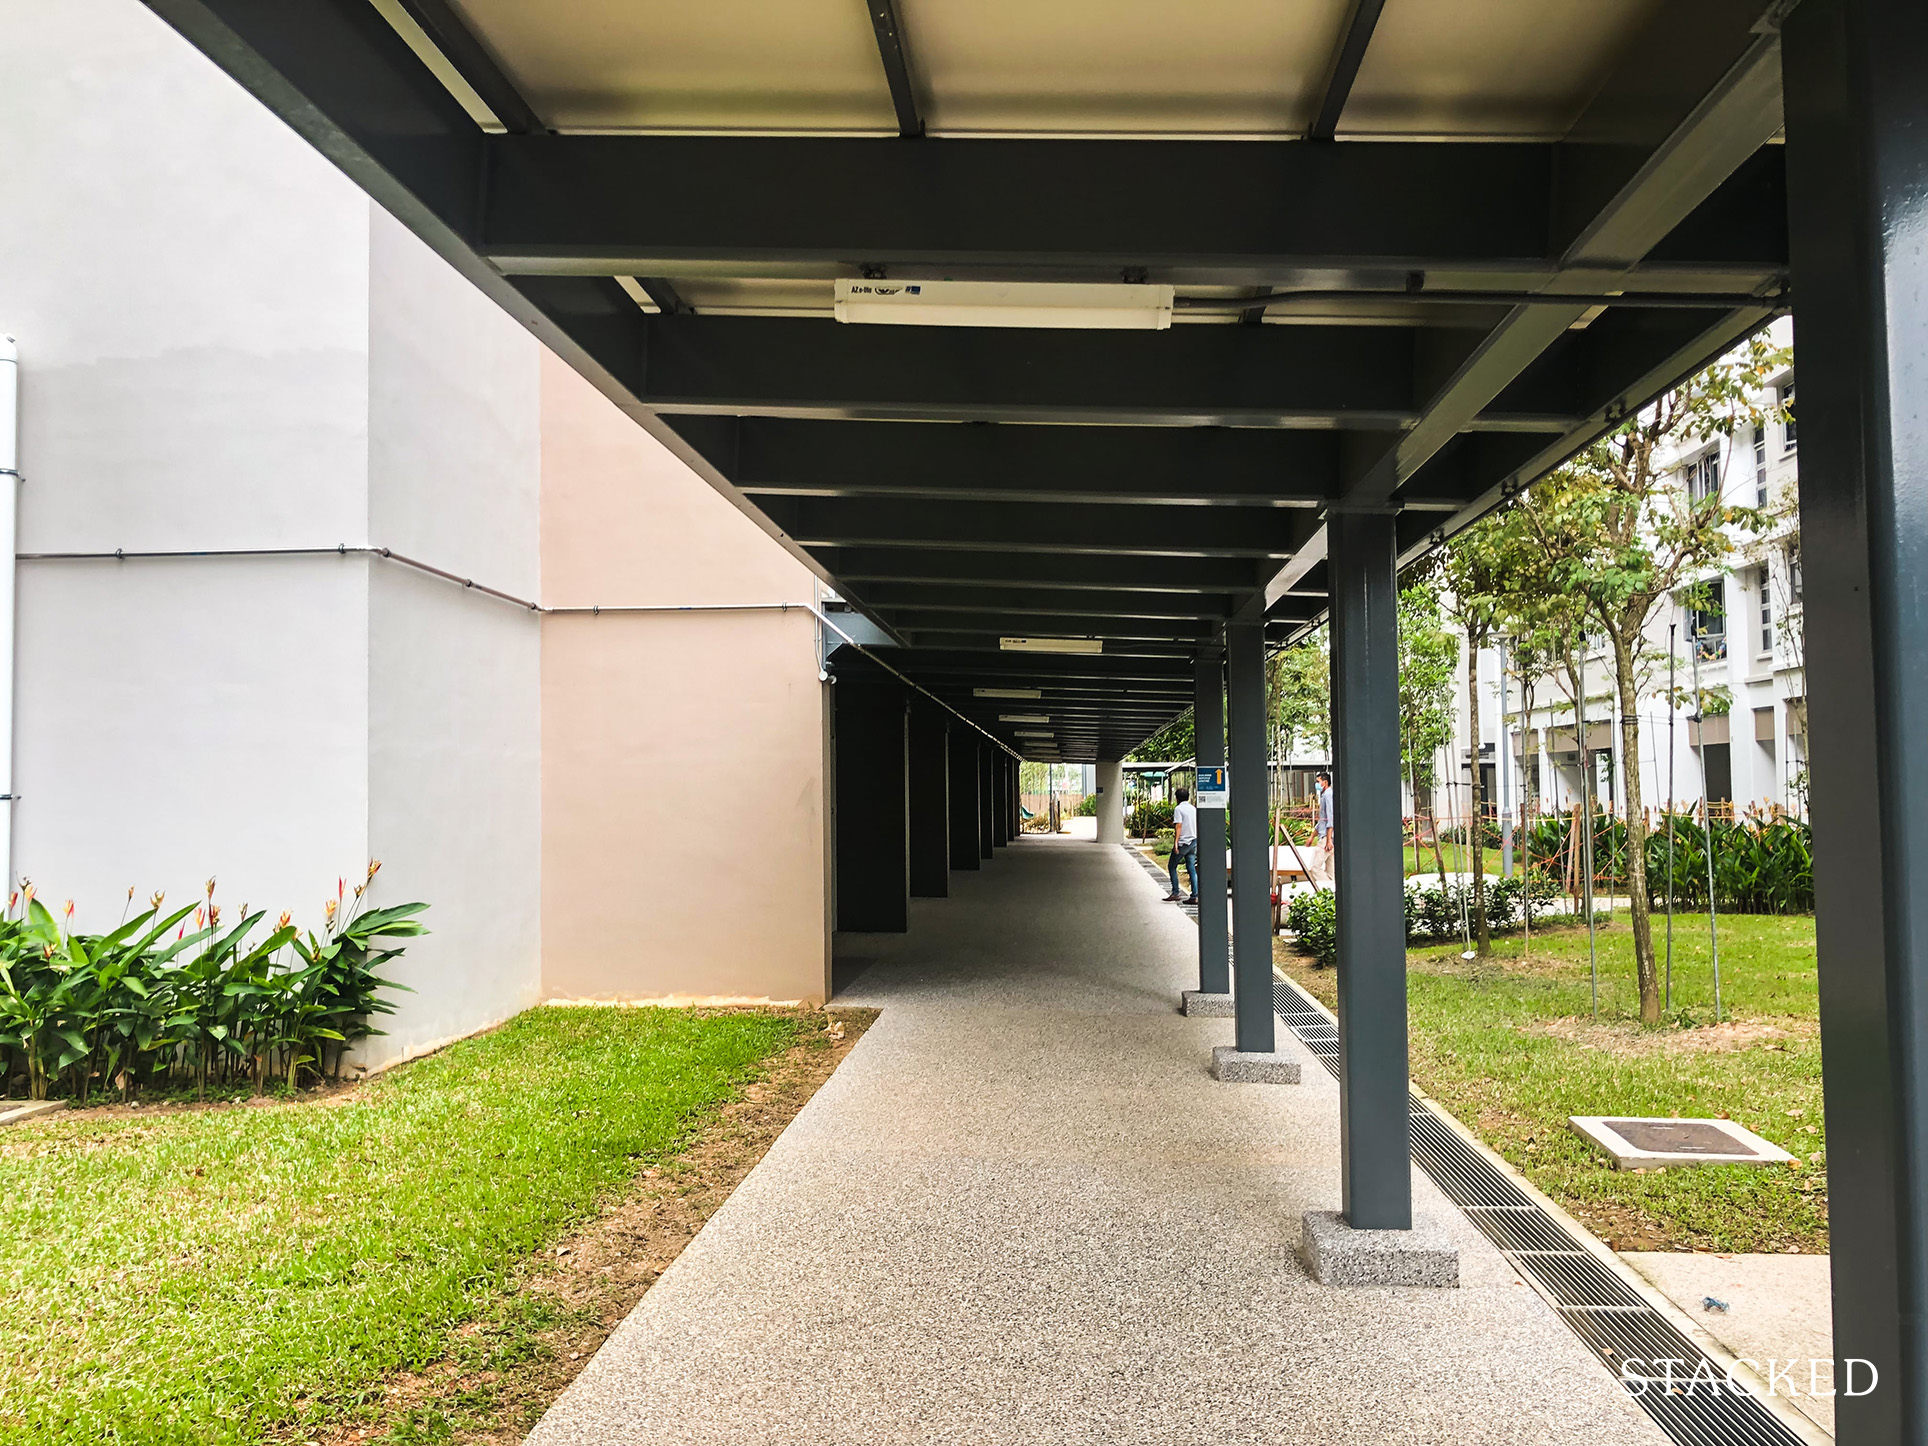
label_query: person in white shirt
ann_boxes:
[1312,771,1334,883]
[1166,788,1200,903]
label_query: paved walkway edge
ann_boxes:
[1273,963,1834,1446]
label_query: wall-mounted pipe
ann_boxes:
[0,337,17,891]
[17,541,1023,760]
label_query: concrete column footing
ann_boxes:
[1210,1046,1300,1084]
[1181,991,1236,1017]
[1299,1209,1460,1288]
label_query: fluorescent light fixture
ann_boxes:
[1000,636,1103,655]
[974,687,1042,699]
[835,279,1174,331]
[999,713,1050,723]
[1013,730,1054,739]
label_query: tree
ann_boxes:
[1130,710,1195,763]
[1438,527,1515,954]
[1269,629,1330,878]
[1397,579,1459,883]
[1513,333,1787,1023]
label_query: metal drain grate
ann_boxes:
[1268,972,1806,1446]
[1147,861,1812,1444]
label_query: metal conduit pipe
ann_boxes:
[0,338,17,890]
[16,543,1021,760]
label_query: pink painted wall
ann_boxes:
[539,350,831,1004]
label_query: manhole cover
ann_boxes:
[1605,1119,1743,1154]
[1568,1115,1796,1170]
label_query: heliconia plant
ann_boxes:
[0,862,424,1102]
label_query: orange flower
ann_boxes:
[21,882,34,905]
[62,900,73,918]
[205,876,217,897]
[208,904,222,928]
[150,890,165,909]
[277,911,291,929]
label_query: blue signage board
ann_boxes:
[1196,765,1229,809]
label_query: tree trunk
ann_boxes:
[1612,632,1661,1022]
[1467,630,1490,954]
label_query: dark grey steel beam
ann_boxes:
[1251,18,1788,621]
[666,417,1346,507]
[823,549,1270,595]
[391,0,543,134]
[481,135,1785,287]
[1308,0,1387,142]
[1196,651,1229,994]
[855,584,1242,620]
[764,497,1315,559]
[1784,2,1925,1437]
[864,0,923,138]
[1226,623,1274,1054]
[1393,302,1776,563]
[568,307,1432,428]
[1329,509,1410,1230]
[885,611,1216,642]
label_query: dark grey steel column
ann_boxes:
[1786,4,1926,1435]
[832,680,910,933]
[1195,650,1230,994]
[947,731,981,870]
[1226,623,1274,1053]
[1329,509,1410,1229]
[907,701,950,897]
[979,744,996,857]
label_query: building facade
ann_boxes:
[2,0,834,1067]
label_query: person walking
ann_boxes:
[1166,787,1200,903]
[1313,770,1335,884]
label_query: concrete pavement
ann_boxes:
[525,835,1664,1445]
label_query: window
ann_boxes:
[1788,543,1803,605]
[1684,450,1721,502]
[1754,425,1768,507]
[1691,579,1727,661]
[1758,568,1774,655]
[1781,381,1797,451]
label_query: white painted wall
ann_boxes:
[366,210,542,1063]
[2,0,374,930]
[2,0,544,1067]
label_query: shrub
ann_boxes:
[1075,794,1098,817]
[1129,799,1175,837]
[1522,805,1813,914]
[1401,873,1557,943]
[1285,888,1338,967]
[0,865,425,1102]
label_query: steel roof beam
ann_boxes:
[821,549,1271,595]
[854,584,1243,619]
[667,417,1346,507]
[518,302,1435,428]
[1307,0,1388,142]
[1253,16,1791,622]
[480,137,1785,287]
[762,497,1314,559]
[864,0,923,138]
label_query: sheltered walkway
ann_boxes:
[527,837,1661,1445]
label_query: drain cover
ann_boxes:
[1569,1115,1796,1170]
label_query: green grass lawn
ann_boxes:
[0,1006,806,1446]
[1281,912,1828,1254]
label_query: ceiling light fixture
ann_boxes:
[1013,730,1054,739]
[834,279,1173,331]
[974,687,1042,699]
[998,713,1050,723]
[1000,637,1103,655]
